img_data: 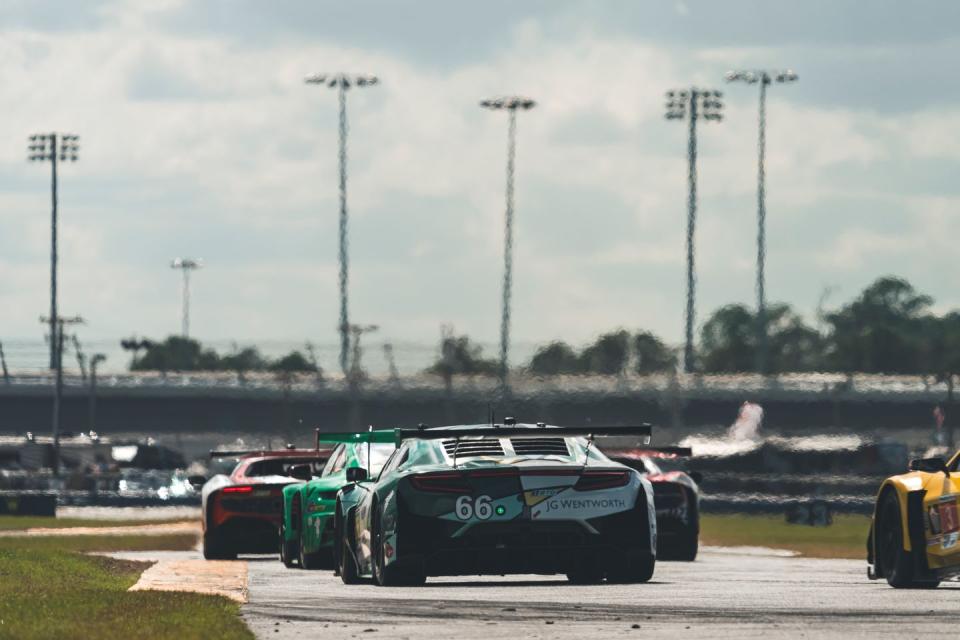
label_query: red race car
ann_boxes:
[201,448,331,560]
[603,447,702,561]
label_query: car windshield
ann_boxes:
[245,457,325,477]
[358,443,396,474]
[563,438,614,464]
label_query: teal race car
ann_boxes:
[334,421,657,586]
[279,430,396,569]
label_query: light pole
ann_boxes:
[170,258,202,338]
[480,96,536,390]
[665,88,724,373]
[28,133,79,370]
[725,69,797,375]
[39,314,84,476]
[305,72,379,378]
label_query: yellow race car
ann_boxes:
[868,454,960,588]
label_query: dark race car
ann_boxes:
[201,448,331,560]
[335,422,658,586]
[603,446,701,561]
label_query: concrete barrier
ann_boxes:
[0,492,57,516]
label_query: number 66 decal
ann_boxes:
[455,495,493,520]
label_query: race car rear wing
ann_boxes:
[209,450,269,458]
[394,424,652,443]
[208,447,332,459]
[313,428,398,449]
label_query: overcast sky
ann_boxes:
[2,0,960,367]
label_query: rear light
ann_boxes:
[574,471,630,491]
[409,473,472,494]
[223,485,254,494]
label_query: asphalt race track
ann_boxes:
[238,549,958,639]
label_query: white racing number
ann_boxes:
[455,495,493,521]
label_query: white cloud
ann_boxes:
[0,2,959,372]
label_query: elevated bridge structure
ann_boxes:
[0,372,951,440]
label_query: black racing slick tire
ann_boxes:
[659,529,699,562]
[607,552,656,584]
[279,520,298,568]
[333,502,362,584]
[371,501,426,587]
[203,529,236,561]
[566,565,604,584]
[299,534,327,570]
[338,541,362,584]
[877,492,939,589]
[659,495,699,561]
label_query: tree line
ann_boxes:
[435,276,960,377]
[124,336,320,375]
[125,276,960,378]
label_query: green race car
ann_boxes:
[279,431,396,569]
[334,422,657,586]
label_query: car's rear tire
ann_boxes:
[203,529,236,560]
[659,530,699,562]
[338,508,362,585]
[299,533,327,570]
[607,552,655,584]
[566,564,604,584]
[877,492,940,589]
[372,500,426,587]
[279,520,298,568]
[659,494,699,561]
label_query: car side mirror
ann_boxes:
[909,457,949,475]
[187,475,206,490]
[288,464,313,481]
[346,467,368,483]
[689,471,703,485]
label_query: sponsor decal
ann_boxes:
[943,532,959,550]
[307,503,326,513]
[543,497,627,513]
[523,487,562,507]
[938,500,959,534]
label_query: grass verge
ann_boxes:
[0,535,251,639]
[699,513,870,559]
[0,515,191,531]
[0,533,199,553]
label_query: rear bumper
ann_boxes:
[399,503,654,577]
[206,488,285,554]
[209,516,279,554]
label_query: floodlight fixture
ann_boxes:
[28,132,80,371]
[480,95,537,390]
[665,88,724,373]
[170,257,203,338]
[305,72,379,377]
[725,68,799,375]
